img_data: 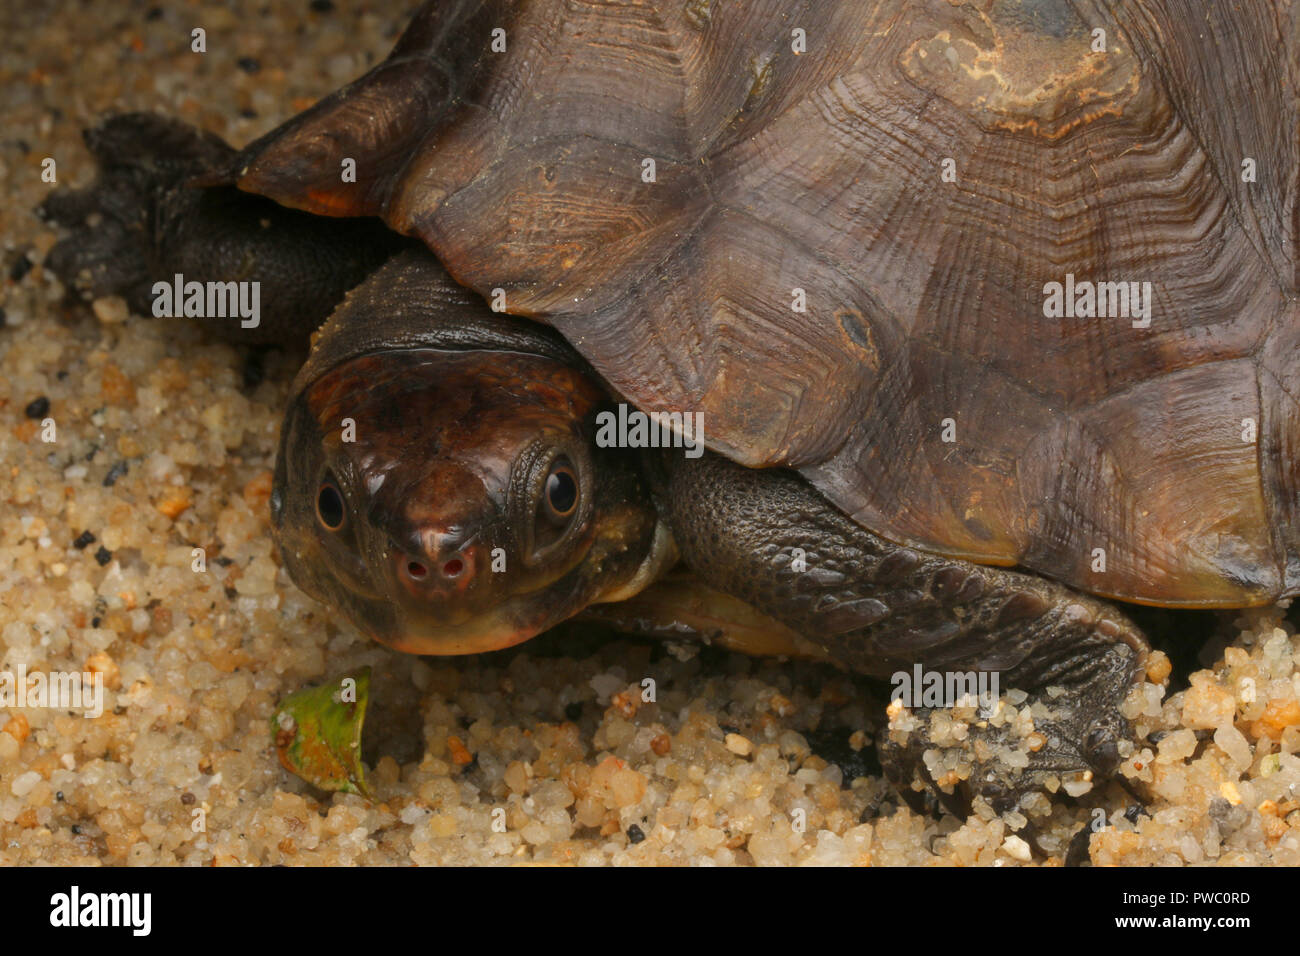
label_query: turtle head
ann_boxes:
[271,347,669,654]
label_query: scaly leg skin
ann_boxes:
[659,453,1150,818]
[38,113,409,346]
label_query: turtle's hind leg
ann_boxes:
[659,452,1151,817]
[38,112,409,345]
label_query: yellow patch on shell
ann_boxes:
[901,13,1140,139]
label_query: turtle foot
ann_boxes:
[879,636,1142,819]
[879,698,1131,818]
[38,113,237,313]
[39,113,406,345]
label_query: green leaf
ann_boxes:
[272,666,371,796]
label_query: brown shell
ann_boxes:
[224,0,1300,608]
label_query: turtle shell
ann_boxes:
[220,0,1300,609]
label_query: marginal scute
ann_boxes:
[233,0,1300,607]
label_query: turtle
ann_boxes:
[38,0,1300,816]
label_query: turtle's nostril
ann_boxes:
[393,547,474,597]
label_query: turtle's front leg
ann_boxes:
[659,453,1150,815]
[38,113,409,345]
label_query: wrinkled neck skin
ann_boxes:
[270,251,671,655]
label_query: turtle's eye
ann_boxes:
[316,475,347,531]
[523,454,584,563]
[541,458,579,527]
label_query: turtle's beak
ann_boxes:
[376,606,568,656]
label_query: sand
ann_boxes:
[1,0,1299,866]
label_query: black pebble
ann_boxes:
[242,348,265,389]
[94,546,112,567]
[71,825,82,835]
[309,0,335,12]
[1123,804,1150,823]
[626,824,645,844]
[239,107,258,119]
[564,701,583,721]
[802,725,881,786]
[103,461,128,487]
[24,396,49,419]
[91,617,101,628]
[9,255,32,282]
[55,791,64,801]
[72,530,96,550]
[1064,825,1092,868]
[237,56,261,74]
[145,6,163,20]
